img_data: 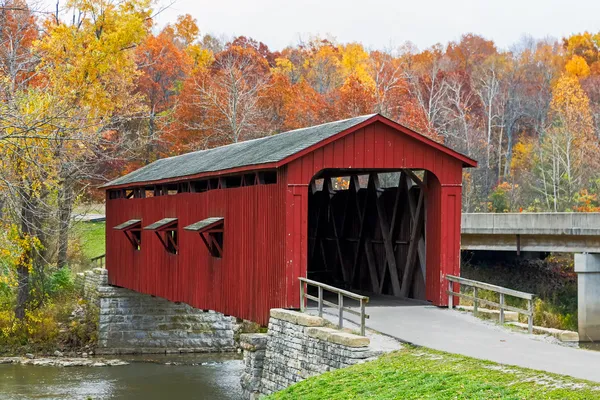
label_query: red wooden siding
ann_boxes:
[284,121,464,306]
[106,119,471,325]
[106,174,286,326]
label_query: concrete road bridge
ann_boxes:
[461,212,600,253]
[461,212,600,342]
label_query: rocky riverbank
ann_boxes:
[0,355,128,367]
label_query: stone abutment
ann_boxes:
[240,308,380,399]
[76,268,239,354]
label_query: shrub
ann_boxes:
[47,267,75,296]
[0,295,97,354]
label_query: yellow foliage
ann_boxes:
[550,74,595,141]
[35,0,151,115]
[187,44,214,71]
[272,57,294,77]
[565,55,590,78]
[303,44,342,93]
[174,14,199,45]
[510,138,534,175]
[564,32,600,65]
[0,224,41,275]
[339,43,375,88]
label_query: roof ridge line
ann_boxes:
[155,114,379,163]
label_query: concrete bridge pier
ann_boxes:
[575,253,600,342]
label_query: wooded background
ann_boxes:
[0,0,599,316]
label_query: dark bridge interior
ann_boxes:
[307,170,427,300]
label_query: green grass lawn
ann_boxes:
[72,221,106,260]
[268,345,600,400]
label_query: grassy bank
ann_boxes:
[71,221,106,262]
[268,346,599,400]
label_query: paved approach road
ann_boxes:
[314,297,600,383]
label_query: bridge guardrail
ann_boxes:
[299,277,369,336]
[91,254,106,268]
[446,275,535,333]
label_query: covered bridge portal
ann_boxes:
[104,114,476,325]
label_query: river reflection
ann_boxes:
[0,353,243,400]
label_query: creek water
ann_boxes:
[0,353,244,400]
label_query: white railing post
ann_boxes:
[448,279,453,309]
[360,299,366,336]
[299,280,305,312]
[338,293,344,330]
[473,287,479,317]
[297,277,369,336]
[446,275,535,334]
[528,299,533,334]
[318,286,323,317]
[499,293,505,325]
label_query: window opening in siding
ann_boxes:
[209,178,219,190]
[222,175,242,188]
[167,185,178,195]
[192,180,209,192]
[258,171,277,185]
[242,173,257,186]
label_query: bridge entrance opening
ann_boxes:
[307,169,427,301]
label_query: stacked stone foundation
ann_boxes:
[240,309,379,398]
[77,268,238,355]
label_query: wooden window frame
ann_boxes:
[144,218,179,255]
[184,217,224,258]
[114,219,142,250]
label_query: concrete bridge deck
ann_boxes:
[311,301,600,383]
[461,212,600,253]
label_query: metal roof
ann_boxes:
[104,114,376,187]
[113,219,141,230]
[184,217,224,232]
[143,218,178,230]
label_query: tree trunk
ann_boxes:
[0,193,4,221]
[144,111,156,165]
[57,178,74,269]
[15,190,34,320]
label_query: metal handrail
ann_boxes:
[91,254,106,268]
[299,277,370,336]
[446,274,535,333]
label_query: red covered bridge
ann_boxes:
[103,114,477,325]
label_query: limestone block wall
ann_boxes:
[240,309,380,398]
[77,268,239,355]
[240,333,268,400]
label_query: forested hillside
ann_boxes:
[0,0,599,331]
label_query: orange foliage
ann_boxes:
[574,189,600,212]
[336,73,376,119]
[135,29,191,114]
[0,0,39,89]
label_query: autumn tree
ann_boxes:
[34,0,151,272]
[403,44,449,136]
[535,74,598,211]
[176,42,270,148]
[369,50,407,119]
[303,39,342,95]
[135,21,193,162]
